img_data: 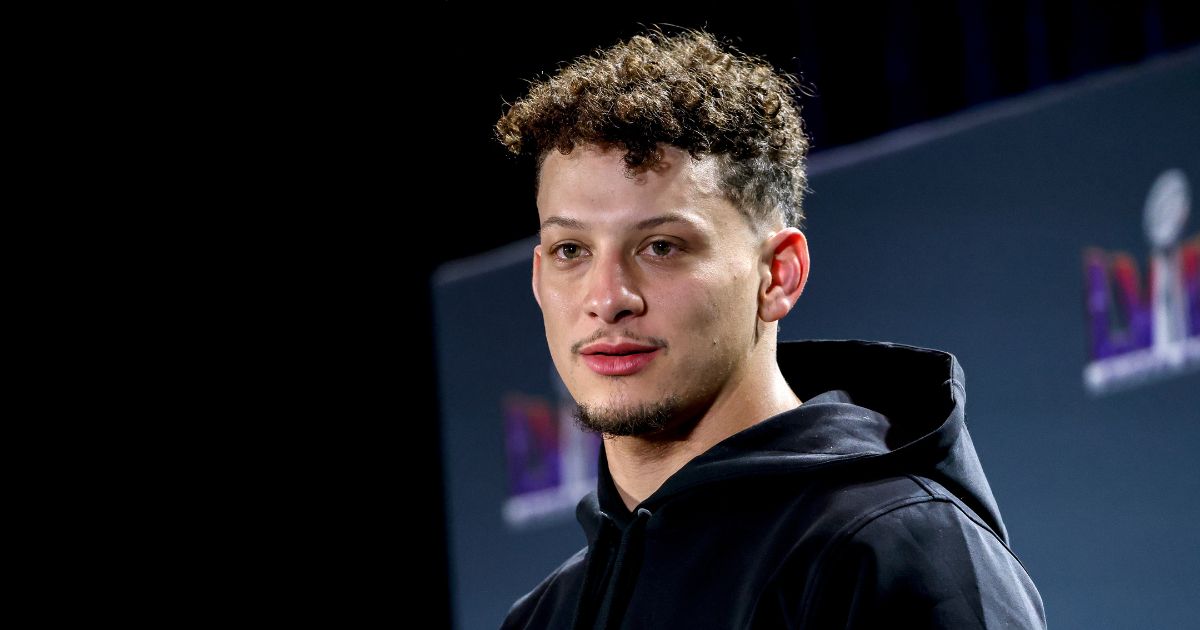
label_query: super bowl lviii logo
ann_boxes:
[499,365,602,528]
[1083,169,1200,394]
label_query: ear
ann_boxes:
[531,243,543,308]
[758,228,810,323]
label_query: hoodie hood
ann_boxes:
[579,338,1008,545]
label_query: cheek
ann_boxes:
[695,262,759,338]
[661,269,736,335]
[538,281,576,322]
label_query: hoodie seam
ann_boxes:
[787,492,933,621]
[861,498,1039,598]
[797,495,1034,625]
[907,474,1039,578]
[907,475,1010,549]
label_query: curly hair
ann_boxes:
[495,26,810,232]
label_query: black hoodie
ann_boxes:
[500,339,1046,629]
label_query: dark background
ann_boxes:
[410,3,1199,626]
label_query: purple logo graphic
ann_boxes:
[500,368,602,527]
[1083,169,1200,394]
[502,393,561,495]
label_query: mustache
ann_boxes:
[572,330,669,354]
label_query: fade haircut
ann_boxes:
[495,26,810,234]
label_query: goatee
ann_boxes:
[572,394,683,437]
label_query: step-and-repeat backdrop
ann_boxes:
[433,50,1199,629]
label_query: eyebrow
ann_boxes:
[538,212,702,237]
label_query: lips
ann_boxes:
[580,342,660,356]
[580,342,661,376]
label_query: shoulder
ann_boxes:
[815,473,1030,589]
[802,475,1046,628]
[820,474,998,542]
[500,546,589,630]
[800,473,953,541]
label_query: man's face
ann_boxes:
[532,143,768,437]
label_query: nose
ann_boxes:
[584,250,645,324]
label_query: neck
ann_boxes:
[603,347,802,512]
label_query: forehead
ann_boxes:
[536,144,736,232]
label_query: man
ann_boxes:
[495,26,1045,629]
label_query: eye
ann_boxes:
[644,240,681,258]
[550,242,586,261]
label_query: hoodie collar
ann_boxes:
[592,388,895,525]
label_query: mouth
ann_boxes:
[581,348,660,376]
[580,341,661,356]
